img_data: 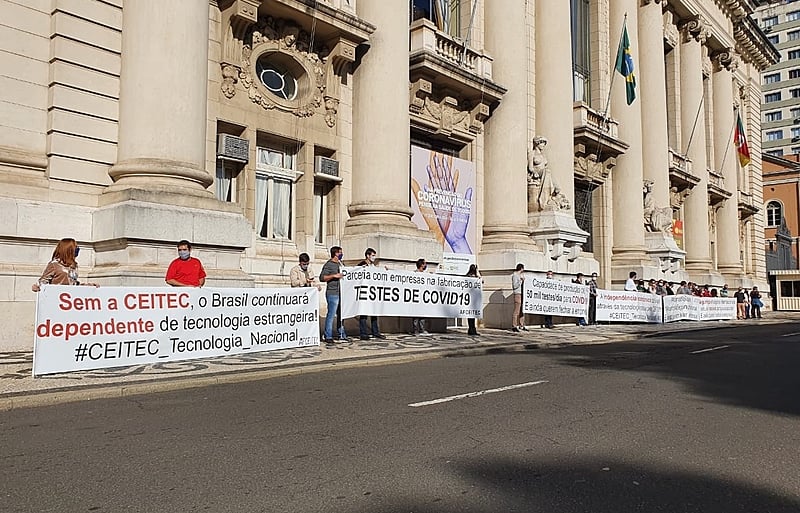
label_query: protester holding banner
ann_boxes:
[357,248,387,340]
[572,273,587,326]
[165,240,206,288]
[624,271,637,291]
[588,272,598,325]
[31,237,97,292]
[411,258,431,336]
[511,263,526,332]
[466,264,481,336]
[542,270,555,329]
[734,287,747,319]
[320,246,347,344]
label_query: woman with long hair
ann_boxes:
[31,238,97,291]
[465,263,481,336]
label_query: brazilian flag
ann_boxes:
[614,23,636,105]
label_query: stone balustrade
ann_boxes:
[410,19,492,79]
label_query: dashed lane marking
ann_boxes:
[408,380,549,408]
[690,345,730,354]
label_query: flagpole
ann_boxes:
[684,93,705,155]
[600,13,628,131]
[718,111,738,173]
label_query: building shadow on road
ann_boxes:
[345,456,800,513]
[531,322,800,417]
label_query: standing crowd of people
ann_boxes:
[32,239,766,343]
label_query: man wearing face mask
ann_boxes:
[357,248,387,340]
[165,240,206,287]
[290,253,320,289]
[320,246,347,344]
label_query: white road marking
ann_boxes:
[781,331,800,337]
[690,345,730,354]
[408,380,549,408]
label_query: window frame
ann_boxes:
[764,72,781,84]
[766,129,784,141]
[788,10,800,22]
[765,111,783,122]
[255,145,300,241]
[765,92,782,103]
[766,200,783,228]
[789,49,800,60]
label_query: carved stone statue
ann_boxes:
[527,136,570,212]
[643,180,674,233]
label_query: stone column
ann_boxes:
[344,0,439,261]
[638,0,684,270]
[712,50,744,277]
[610,2,648,277]
[679,17,713,274]
[109,0,213,194]
[529,0,588,262]
[482,0,535,252]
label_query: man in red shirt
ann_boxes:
[165,240,206,287]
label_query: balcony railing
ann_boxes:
[707,168,725,189]
[669,149,692,175]
[572,104,619,139]
[409,18,492,79]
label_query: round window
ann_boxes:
[256,55,298,101]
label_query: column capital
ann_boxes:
[712,49,739,72]
[680,15,708,44]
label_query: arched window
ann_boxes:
[766,200,783,227]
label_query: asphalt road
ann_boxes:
[2,321,799,512]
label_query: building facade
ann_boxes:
[754,0,800,157]
[0,0,777,349]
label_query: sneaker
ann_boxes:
[420,330,431,336]
[512,327,520,332]
[324,339,335,345]
[360,335,370,341]
[373,334,387,339]
[520,326,528,331]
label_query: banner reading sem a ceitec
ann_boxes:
[410,146,477,275]
[33,286,319,376]
[663,295,736,322]
[339,267,482,319]
[522,275,589,319]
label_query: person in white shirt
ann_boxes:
[624,271,637,291]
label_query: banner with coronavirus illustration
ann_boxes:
[33,286,319,376]
[410,146,477,275]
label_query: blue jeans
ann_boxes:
[324,294,341,340]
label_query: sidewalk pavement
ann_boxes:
[1,313,795,411]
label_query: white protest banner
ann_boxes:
[522,275,589,319]
[697,297,736,321]
[339,267,482,319]
[663,294,699,322]
[33,285,319,376]
[596,290,663,323]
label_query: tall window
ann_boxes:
[570,0,591,104]
[215,160,238,202]
[765,92,782,103]
[574,181,595,252]
[766,130,784,141]
[767,200,783,227]
[410,0,461,39]
[256,145,296,240]
[764,73,781,84]
[313,184,330,245]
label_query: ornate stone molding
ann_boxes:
[643,180,674,233]
[670,186,691,209]
[574,144,614,186]
[712,49,738,73]
[409,79,490,140]
[680,15,708,44]
[663,10,679,50]
[239,17,330,121]
[527,136,570,213]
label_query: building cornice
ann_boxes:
[733,14,780,70]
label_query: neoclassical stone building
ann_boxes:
[0,0,777,348]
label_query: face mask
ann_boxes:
[178,250,191,260]
[74,247,80,258]
[367,255,375,263]
[300,263,308,270]
[337,253,343,260]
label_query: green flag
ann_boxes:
[614,23,636,105]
